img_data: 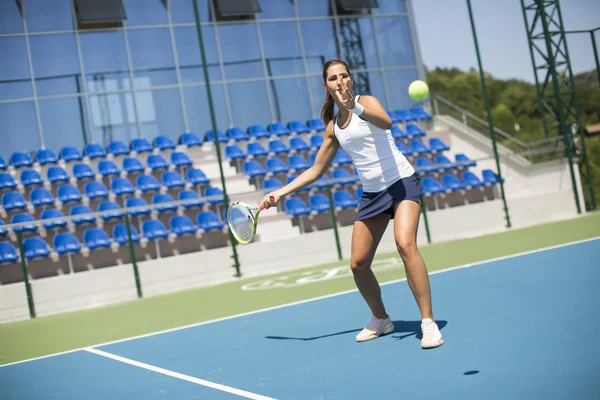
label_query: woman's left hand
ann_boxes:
[335,80,355,110]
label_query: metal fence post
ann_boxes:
[124,213,143,298]
[16,230,36,319]
[326,185,343,260]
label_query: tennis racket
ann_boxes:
[227,196,274,244]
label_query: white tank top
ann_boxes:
[333,95,415,192]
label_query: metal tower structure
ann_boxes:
[520,0,596,211]
[338,18,371,95]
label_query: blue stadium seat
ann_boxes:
[204,187,224,205]
[0,155,6,170]
[309,134,324,150]
[410,140,429,155]
[108,141,130,157]
[47,166,70,185]
[131,138,153,154]
[125,197,151,217]
[83,228,111,251]
[390,125,406,140]
[171,152,192,168]
[266,157,289,175]
[111,178,135,197]
[0,219,6,237]
[147,154,169,171]
[136,175,161,193]
[112,224,140,246]
[154,136,176,151]
[59,146,82,163]
[225,144,246,161]
[142,220,169,241]
[243,160,266,178]
[10,152,33,169]
[461,171,484,189]
[288,120,311,134]
[2,191,27,213]
[429,138,450,152]
[179,132,203,147]
[307,118,326,132]
[247,142,268,158]
[263,178,283,191]
[0,173,17,191]
[288,155,310,172]
[57,184,82,205]
[84,143,106,160]
[20,169,44,187]
[227,127,249,142]
[289,137,310,153]
[441,174,466,192]
[412,106,433,120]
[178,190,203,209]
[332,169,359,185]
[284,198,310,217]
[30,188,55,209]
[152,193,177,214]
[268,139,289,155]
[206,130,228,143]
[434,155,457,172]
[162,171,185,190]
[406,123,426,137]
[421,177,444,195]
[268,122,290,136]
[356,187,363,199]
[98,160,120,178]
[97,201,124,222]
[23,236,50,261]
[123,157,146,175]
[84,181,109,201]
[332,151,352,166]
[455,153,476,168]
[36,149,58,166]
[197,211,224,232]
[333,191,359,209]
[386,110,401,124]
[309,194,330,214]
[53,232,81,256]
[0,241,18,264]
[396,141,411,155]
[248,124,270,139]
[40,209,67,230]
[70,205,96,226]
[396,109,414,123]
[186,168,210,186]
[482,169,501,185]
[169,215,197,237]
[11,213,37,233]
[415,158,436,174]
[73,163,96,181]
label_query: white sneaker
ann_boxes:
[421,318,444,349]
[356,316,395,342]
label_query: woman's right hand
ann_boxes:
[262,191,281,210]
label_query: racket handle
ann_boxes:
[259,196,275,211]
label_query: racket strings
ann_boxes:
[228,205,256,242]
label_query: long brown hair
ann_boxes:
[320,59,352,125]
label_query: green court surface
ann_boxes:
[1,212,599,366]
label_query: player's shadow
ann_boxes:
[264,320,447,341]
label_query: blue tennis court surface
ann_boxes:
[2,239,599,399]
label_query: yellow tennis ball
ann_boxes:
[408,80,429,101]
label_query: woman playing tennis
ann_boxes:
[262,59,443,349]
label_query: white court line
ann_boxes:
[84,348,276,400]
[2,236,598,369]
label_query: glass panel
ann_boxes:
[0,37,33,100]
[174,26,221,83]
[80,31,131,92]
[353,18,379,69]
[136,88,185,141]
[374,17,415,67]
[0,0,24,34]
[297,0,331,17]
[227,80,270,129]
[301,20,339,74]
[385,68,418,110]
[39,97,89,153]
[183,84,228,139]
[257,0,294,19]
[127,28,177,88]
[0,101,41,156]
[29,34,82,96]
[268,77,311,124]
[309,75,326,120]
[372,0,406,14]
[218,23,263,80]
[89,91,138,145]
[26,0,74,32]
[355,70,385,105]
[123,0,168,26]
[260,22,303,77]
[171,0,210,23]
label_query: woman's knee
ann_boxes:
[395,235,417,257]
[350,257,371,273]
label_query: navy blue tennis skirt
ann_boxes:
[355,174,422,221]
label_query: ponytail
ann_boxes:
[320,91,335,125]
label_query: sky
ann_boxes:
[411,0,600,83]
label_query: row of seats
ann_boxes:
[422,170,501,195]
[387,107,432,123]
[283,190,360,218]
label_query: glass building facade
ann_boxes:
[0,0,424,158]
